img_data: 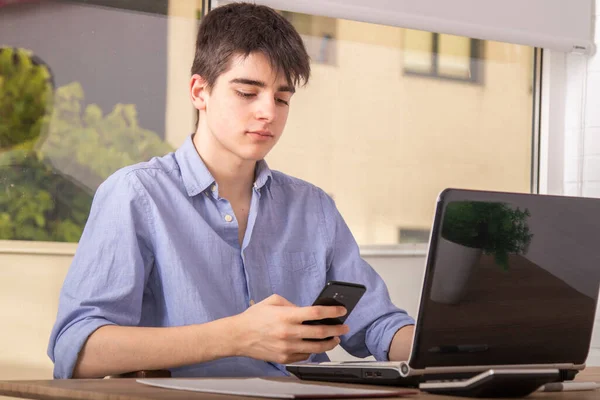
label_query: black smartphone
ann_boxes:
[302,280,367,341]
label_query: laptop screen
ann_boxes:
[411,188,600,369]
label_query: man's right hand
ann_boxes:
[231,294,350,364]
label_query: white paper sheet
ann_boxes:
[137,377,414,398]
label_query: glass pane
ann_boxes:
[267,16,535,246]
[403,29,434,74]
[0,0,181,242]
[438,33,472,79]
[281,11,337,65]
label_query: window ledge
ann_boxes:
[359,243,428,257]
[0,240,77,256]
[0,240,428,258]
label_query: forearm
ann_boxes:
[388,324,415,361]
[73,316,239,378]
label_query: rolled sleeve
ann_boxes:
[318,190,415,360]
[47,169,154,378]
[51,317,115,379]
[365,312,415,361]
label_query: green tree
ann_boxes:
[441,200,534,270]
[0,47,53,150]
[40,82,172,190]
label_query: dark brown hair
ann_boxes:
[191,2,311,125]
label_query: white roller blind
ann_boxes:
[215,0,595,54]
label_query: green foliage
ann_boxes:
[441,200,534,270]
[40,82,172,188]
[1,48,173,242]
[0,149,91,241]
[0,47,53,150]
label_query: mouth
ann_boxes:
[246,130,274,138]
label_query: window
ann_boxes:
[266,13,536,247]
[280,11,337,65]
[0,0,175,242]
[0,2,537,247]
[398,228,431,244]
[403,30,483,82]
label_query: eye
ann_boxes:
[236,91,256,99]
[276,98,289,106]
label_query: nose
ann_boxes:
[254,96,276,122]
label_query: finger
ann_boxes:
[292,305,347,323]
[297,337,341,354]
[298,324,350,340]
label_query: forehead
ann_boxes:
[221,52,289,87]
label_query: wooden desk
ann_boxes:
[1,368,599,400]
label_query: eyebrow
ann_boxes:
[229,78,295,93]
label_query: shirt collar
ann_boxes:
[175,135,215,197]
[175,135,273,197]
[254,158,272,192]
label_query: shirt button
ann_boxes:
[224,214,233,222]
[211,185,217,192]
[249,299,255,306]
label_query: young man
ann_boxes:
[48,2,415,379]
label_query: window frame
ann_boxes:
[537,49,568,196]
[403,32,483,84]
[63,0,169,15]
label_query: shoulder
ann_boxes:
[270,170,321,193]
[269,170,335,209]
[97,152,179,196]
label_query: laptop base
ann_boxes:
[419,368,560,398]
[287,362,578,393]
[286,364,421,387]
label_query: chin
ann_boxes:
[237,147,273,162]
[245,152,269,162]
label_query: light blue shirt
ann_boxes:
[47,135,415,379]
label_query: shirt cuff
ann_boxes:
[51,318,115,379]
[366,314,416,361]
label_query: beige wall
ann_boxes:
[0,242,73,381]
[267,20,534,245]
[164,0,197,147]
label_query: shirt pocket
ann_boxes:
[279,251,317,272]
[266,251,323,306]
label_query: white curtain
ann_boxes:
[215,0,595,54]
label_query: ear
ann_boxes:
[190,74,209,111]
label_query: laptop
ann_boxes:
[286,188,600,386]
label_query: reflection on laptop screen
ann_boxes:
[413,189,600,369]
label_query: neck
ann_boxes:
[192,124,255,201]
